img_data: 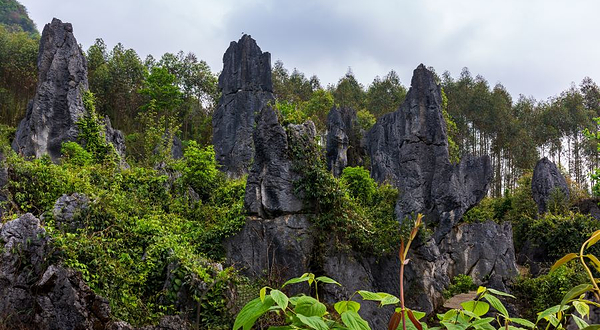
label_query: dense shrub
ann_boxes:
[443,274,477,299]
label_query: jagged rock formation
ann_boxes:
[326,106,363,176]
[12,18,126,162]
[244,105,313,218]
[366,64,492,238]
[532,157,569,213]
[212,34,274,177]
[11,18,88,161]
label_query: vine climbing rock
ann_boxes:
[326,106,363,176]
[212,34,274,178]
[531,157,569,213]
[12,18,126,162]
[365,64,492,239]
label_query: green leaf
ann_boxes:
[580,325,600,330]
[510,318,535,328]
[297,314,329,330]
[233,296,274,330]
[316,276,341,286]
[572,315,590,330]
[411,310,426,320]
[295,296,327,317]
[441,321,468,330]
[573,300,590,318]
[536,305,569,322]
[585,254,600,272]
[486,288,515,299]
[283,275,310,287]
[560,284,593,306]
[358,290,382,301]
[260,287,267,302]
[461,301,489,317]
[483,295,509,318]
[439,309,458,321]
[550,253,578,273]
[586,230,600,249]
[471,317,495,327]
[270,290,289,310]
[341,310,371,330]
[335,300,361,314]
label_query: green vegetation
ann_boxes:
[0,0,37,35]
[443,274,477,299]
[1,133,246,327]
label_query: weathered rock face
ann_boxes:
[212,35,274,177]
[532,157,569,213]
[226,215,314,283]
[12,18,88,161]
[365,64,492,238]
[244,105,313,218]
[326,106,363,176]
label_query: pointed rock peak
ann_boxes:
[219,34,272,94]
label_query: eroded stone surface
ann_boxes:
[326,106,363,176]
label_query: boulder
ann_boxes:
[212,35,274,177]
[325,106,363,176]
[532,157,569,213]
[52,193,90,232]
[12,18,126,163]
[244,106,313,218]
[365,64,492,239]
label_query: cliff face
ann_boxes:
[212,34,274,178]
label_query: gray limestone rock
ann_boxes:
[225,215,314,286]
[213,35,274,177]
[0,152,7,217]
[326,106,363,177]
[532,157,569,213]
[244,106,312,218]
[365,64,492,238]
[12,18,126,163]
[52,193,90,232]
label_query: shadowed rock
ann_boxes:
[0,152,7,217]
[326,106,363,176]
[212,35,274,177]
[365,64,492,238]
[532,157,569,213]
[244,105,313,218]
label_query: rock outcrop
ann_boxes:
[532,157,569,213]
[12,18,88,161]
[326,106,363,176]
[12,18,126,162]
[365,64,492,238]
[244,105,313,218]
[212,34,274,177]
[52,193,90,232]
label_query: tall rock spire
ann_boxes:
[212,34,274,177]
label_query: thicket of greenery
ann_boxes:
[0,0,37,35]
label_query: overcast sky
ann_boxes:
[19,0,600,101]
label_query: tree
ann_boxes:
[365,70,406,118]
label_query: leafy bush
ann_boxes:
[61,141,93,166]
[176,141,219,201]
[443,274,476,299]
[340,166,376,205]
